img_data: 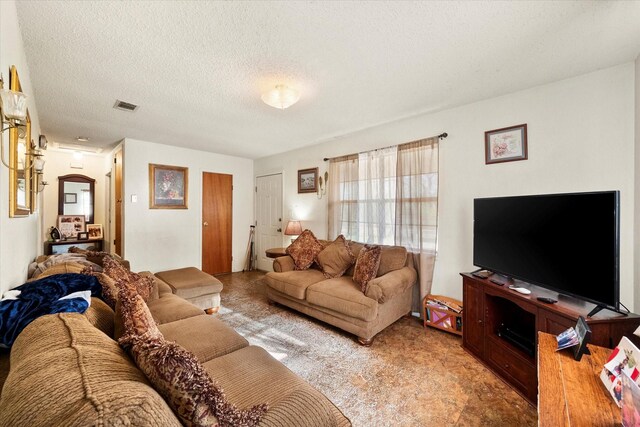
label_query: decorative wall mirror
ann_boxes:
[9,66,31,217]
[58,174,95,224]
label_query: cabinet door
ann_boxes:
[463,278,484,358]
[537,310,575,337]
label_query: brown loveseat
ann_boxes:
[265,242,417,346]
[0,273,351,426]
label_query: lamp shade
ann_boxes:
[261,85,300,109]
[284,220,302,236]
[0,89,27,120]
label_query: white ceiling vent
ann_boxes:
[113,100,139,112]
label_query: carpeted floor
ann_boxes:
[216,271,537,427]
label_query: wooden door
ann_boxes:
[202,172,233,275]
[114,149,123,256]
[255,174,283,271]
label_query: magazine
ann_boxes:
[600,337,640,407]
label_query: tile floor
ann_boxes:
[216,271,537,427]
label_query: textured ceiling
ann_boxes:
[15,1,640,159]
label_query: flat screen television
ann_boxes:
[473,191,620,314]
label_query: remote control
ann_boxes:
[508,286,531,295]
[537,296,558,304]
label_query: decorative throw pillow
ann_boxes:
[285,229,324,270]
[315,235,355,279]
[117,284,162,345]
[86,271,120,310]
[352,244,382,293]
[117,292,268,427]
[102,256,154,302]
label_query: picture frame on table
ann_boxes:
[87,223,103,240]
[149,163,188,209]
[57,215,85,240]
[485,124,528,164]
[77,232,89,240]
[298,167,318,193]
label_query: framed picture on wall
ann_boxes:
[485,124,528,164]
[149,163,188,209]
[57,215,85,240]
[64,193,77,204]
[298,167,318,193]
[87,224,103,240]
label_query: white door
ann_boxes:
[255,174,283,271]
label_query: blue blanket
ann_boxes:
[0,273,101,347]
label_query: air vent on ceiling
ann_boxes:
[113,100,139,112]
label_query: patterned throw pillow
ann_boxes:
[117,292,268,427]
[285,229,324,270]
[315,235,355,279]
[89,271,120,310]
[352,244,382,293]
[102,256,154,301]
[117,284,163,345]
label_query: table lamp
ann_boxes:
[284,220,303,243]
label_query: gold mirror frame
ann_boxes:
[9,66,31,217]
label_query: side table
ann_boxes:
[265,247,287,259]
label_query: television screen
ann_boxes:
[473,191,620,309]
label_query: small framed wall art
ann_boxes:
[87,223,103,240]
[149,163,188,209]
[485,124,528,164]
[64,193,77,204]
[298,167,318,193]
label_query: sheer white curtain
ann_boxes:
[328,136,440,313]
[328,154,359,239]
[358,147,397,244]
[395,137,439,312]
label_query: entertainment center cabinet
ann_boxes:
[461,273,640,404]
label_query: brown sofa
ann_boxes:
[265,242,417,346]
[0,273,350,426]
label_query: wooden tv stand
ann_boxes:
[461,273,640,405]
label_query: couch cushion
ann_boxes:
[286,229,324,270]
[377,246,408,277]
[146,293,205,324]
[306,278,378,322]
[264,269,326,300]
[30,261,87,280]
[315,235,354,279]
[121,322,266,427]
[0,313,180,427]
[158,315,248,363]
[83,297,114,337]
[202,345,350,426]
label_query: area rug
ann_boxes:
[217,272,536,426]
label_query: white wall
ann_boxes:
[0,0,43,294]
[42,149,107,240]
[122,139,254,273]
[635,55,640,312]
[255,63,637,310]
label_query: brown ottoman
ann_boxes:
[154,267,223,314]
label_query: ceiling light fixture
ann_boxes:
[261,85,300,110]
[76,136,90,142]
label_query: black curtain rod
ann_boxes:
[323,132,448,162]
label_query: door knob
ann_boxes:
[277,228,282,232]
[203,222,209,227]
